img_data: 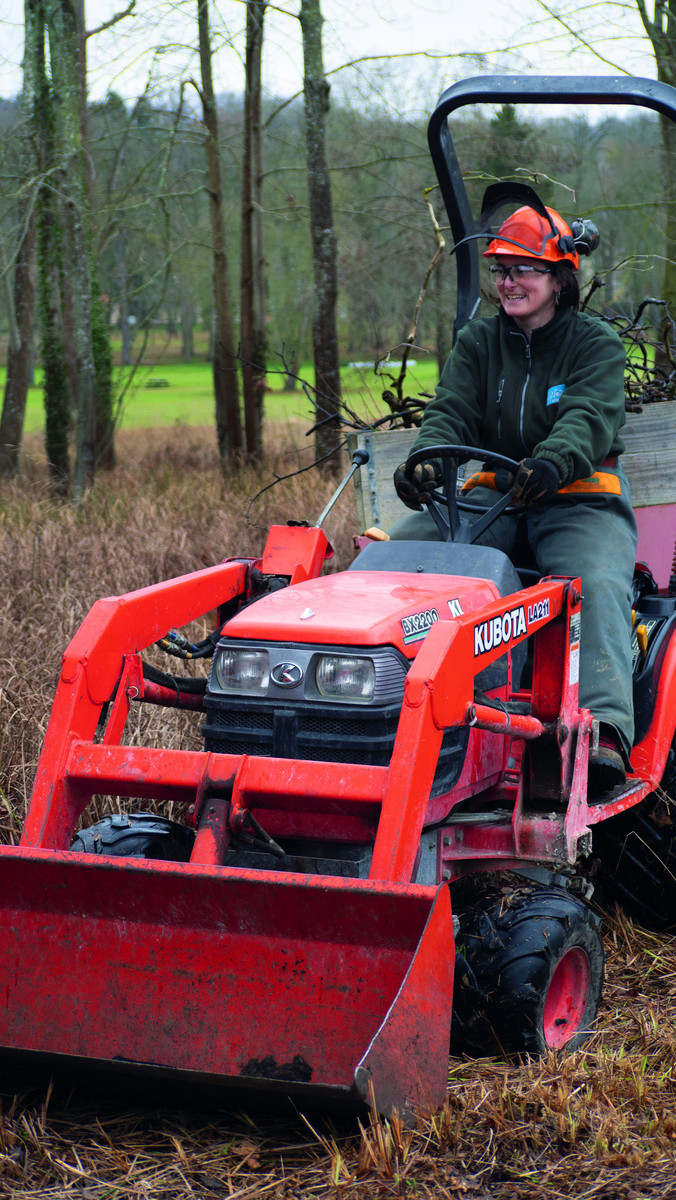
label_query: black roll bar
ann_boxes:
[428,75,676,336]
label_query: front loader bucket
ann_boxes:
[0,847,453,1118]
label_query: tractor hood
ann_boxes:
[225,571,501,654]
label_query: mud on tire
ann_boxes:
[71,812,195,861]
[451,885,604,1057]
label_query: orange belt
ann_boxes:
[462,464,622,497]
[558,472,621,495]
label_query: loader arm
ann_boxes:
[25,559,249,849]
[371,575,582,880]
[26,525,334,850]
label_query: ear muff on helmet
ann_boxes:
[570,219,600,256]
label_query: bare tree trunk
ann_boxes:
[39,197,71,497]
[658,110,676,364]
[241,0,267,460]
[0,13,38,480]
[252,61,267,436]
[30,0,71,495]
[0,211,36,477]
[182,297,195,362]
[0,210,37,477]
[117,235,134,365]
[47,0,97,500]
[197,0,242,469]
[91,263,114,469]
[299,0,342,475]
[76,0,115,470]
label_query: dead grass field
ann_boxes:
[1,426,675,1199]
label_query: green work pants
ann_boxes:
[388,468,638,756]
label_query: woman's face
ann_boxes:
[492,256,561,336]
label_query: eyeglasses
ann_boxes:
[488,264,552,283]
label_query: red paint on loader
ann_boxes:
[0,848,452,1118]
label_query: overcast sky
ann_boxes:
[0,0,657,117]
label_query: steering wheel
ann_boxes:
[405,444,520,544]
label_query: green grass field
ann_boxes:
[4,356,440,433]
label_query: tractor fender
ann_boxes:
[631,621,676,785]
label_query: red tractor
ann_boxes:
[4,75,676,1119]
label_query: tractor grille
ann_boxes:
[203,697,468,798]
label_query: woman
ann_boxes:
[391,202,637,793]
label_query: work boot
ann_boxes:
[588,726,626,794]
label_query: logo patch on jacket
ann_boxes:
[547,384,565,406]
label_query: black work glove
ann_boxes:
[509,457,560,508]
[393,457,444,511]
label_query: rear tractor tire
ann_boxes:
[71,812,195,861]
[592,737,676,931]
[451,885,604,1057]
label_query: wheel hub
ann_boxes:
[543,947,591,1048]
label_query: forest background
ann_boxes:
[0,0,673,498]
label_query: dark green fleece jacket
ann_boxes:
[413,306,626,486]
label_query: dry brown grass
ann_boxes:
[1,426,676,1198]
[1,929,676,1200]
[0,424,354,835]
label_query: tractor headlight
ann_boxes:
[212,647,269,692]
[313,655,376,702]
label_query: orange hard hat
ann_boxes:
[483,205,579,269]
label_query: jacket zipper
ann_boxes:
[496,378,505,440]
[519,339,532,451]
